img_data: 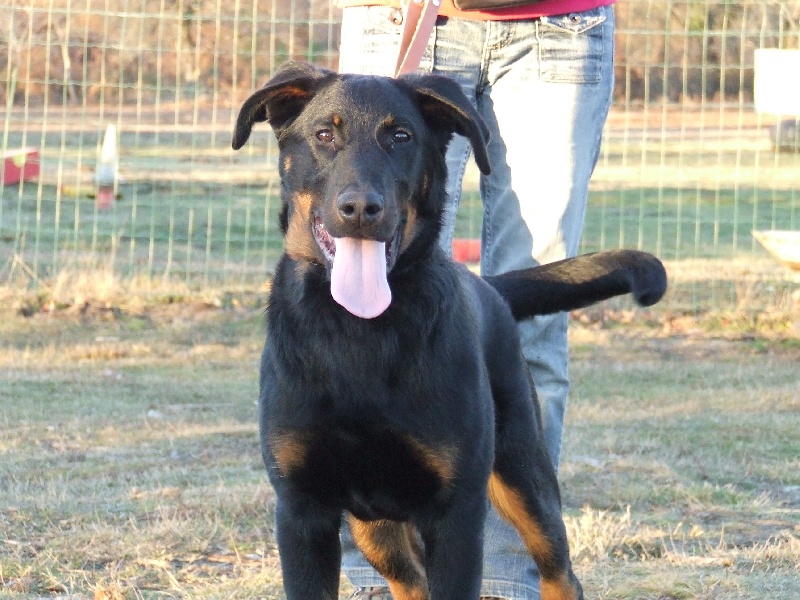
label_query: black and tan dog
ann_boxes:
[232,62,667,600]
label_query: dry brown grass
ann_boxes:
[1,282,798,599]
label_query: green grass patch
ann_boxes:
[580,186,800,260]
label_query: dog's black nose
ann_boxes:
[337,191,384,226]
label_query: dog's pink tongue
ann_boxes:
[330,237,391,319]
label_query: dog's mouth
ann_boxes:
[312,217,401,269]
[313,216,403,319]
[313,217,337,264]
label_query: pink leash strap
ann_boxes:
[395,0,441,77]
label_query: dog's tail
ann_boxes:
[484,250,667,320]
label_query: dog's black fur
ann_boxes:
[233,62,667,600]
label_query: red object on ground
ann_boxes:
[452,238,481,263]
[1,148,40,184]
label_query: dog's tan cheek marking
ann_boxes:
[347,517,429,600]
[400,207,420,254]
[270,432,309,476]
[284,191,319,262]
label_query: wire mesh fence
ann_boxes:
[1,0,799,312]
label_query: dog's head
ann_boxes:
[232,61,489,318]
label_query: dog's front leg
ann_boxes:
[420,493,487,600]
[275,494,342,600]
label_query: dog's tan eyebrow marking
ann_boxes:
[381,115,411,130]
[332,114,343,127]
[282,155,292,173]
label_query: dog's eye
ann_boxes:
[316,129,335,144]
[392,129,411,144]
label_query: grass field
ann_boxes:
[2,105,799,599]
[1,292,798,599]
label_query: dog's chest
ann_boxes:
[263,269,489,519]
[270,422,456,521]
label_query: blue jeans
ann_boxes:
[339,6,615,599]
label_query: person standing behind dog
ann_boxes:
[336,1,616,599]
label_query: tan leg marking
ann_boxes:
[488,473,580,600]
[488,472,553,562]
[540,573,581,600]
[348,516,429,600]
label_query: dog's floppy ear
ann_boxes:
[232,61,336,150]
[402,74,491,175]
